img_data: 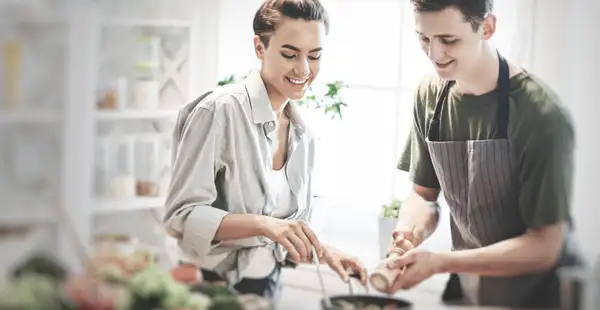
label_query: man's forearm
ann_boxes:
[395,192,440,246]
[213,213,265,241]
[439,223,565,277]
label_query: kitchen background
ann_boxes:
[0,0,597,297]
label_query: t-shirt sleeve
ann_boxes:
[397,86,440,189]
[517,112,575,229]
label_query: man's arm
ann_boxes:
[439,108,575,276]
[395,100,443,247]
[439,222,566,276]
[394,185,441,247]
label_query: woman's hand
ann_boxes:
[322,247,368,285]
[259,217,323,262]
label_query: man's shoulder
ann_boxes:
[510,72,574,136]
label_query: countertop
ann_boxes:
[278,266,535,310]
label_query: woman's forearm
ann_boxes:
[213,213,265,241]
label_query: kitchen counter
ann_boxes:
[279,266,539,310]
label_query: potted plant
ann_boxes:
[378,199,402,259]
[217,74,347,119]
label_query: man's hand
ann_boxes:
[323,247,368,285]
[386,230,418,258]
[259,217,323,262]
[386,248,446,292]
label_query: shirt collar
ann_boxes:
[244,70,274,124]
[244,70,307,137]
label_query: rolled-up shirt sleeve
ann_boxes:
[163,102,228,260]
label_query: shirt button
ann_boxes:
[268,121,275,129]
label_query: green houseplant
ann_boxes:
[381,198,402,219]
[217,74,348,119]
[379,198,402,258]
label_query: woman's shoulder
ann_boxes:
[194,83,248,112]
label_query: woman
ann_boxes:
[163,0,367,301]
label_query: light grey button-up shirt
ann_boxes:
[163,70,317,284]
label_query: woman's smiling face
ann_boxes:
[255,17,327,102]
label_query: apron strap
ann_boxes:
[496,52,511,139]
[426,51,511,141]
[426,80,454,141]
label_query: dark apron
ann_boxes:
[186,260,298,303]
[428,52,582,308]
[200,265,283,300]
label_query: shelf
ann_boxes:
[0,16,65,26]
[0,109,61,124]
[93,196,165,215]
[102,18,193,28]
[95,109,179,121]
[0,195,55,225]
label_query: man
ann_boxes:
[385,0,584,308]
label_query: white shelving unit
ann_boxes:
[0,0,205,277]
[0,109,62,124]
[95,108,180,121]
[89,0,200,268]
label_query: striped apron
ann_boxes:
[427,53,582,308]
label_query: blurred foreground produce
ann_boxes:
[0,252,272,310]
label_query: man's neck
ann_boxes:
[455,47,501,96]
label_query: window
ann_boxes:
[214,0,521,209]
[316,1,402,88]
[216,0,262,80]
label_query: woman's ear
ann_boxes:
[254,35,265,59]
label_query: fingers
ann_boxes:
[387,234,415,258]
[287,233,309,262]
[392,229,414,242]
[389,265,420,292]
[292,224,313,261]
[324,249,349,283]
[279,238,301,261]
[393,238,415,252]
[300,222,323,258]
[344,259,368,285]
[386,250,417,269]
[386,234,404,257]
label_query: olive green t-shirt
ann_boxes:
[397,71,575,229]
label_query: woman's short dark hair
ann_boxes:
[411,0,493,31]
[253,0,330,48]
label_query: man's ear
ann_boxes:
[254,35,265,59]
[480,14,497,40]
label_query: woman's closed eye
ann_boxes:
[281,52,296,59]
[280,52,321,60]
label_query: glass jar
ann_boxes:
[134,134,161,197]
[135,35,161,68]
[96,135,135,199]
[131,63,159,110]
